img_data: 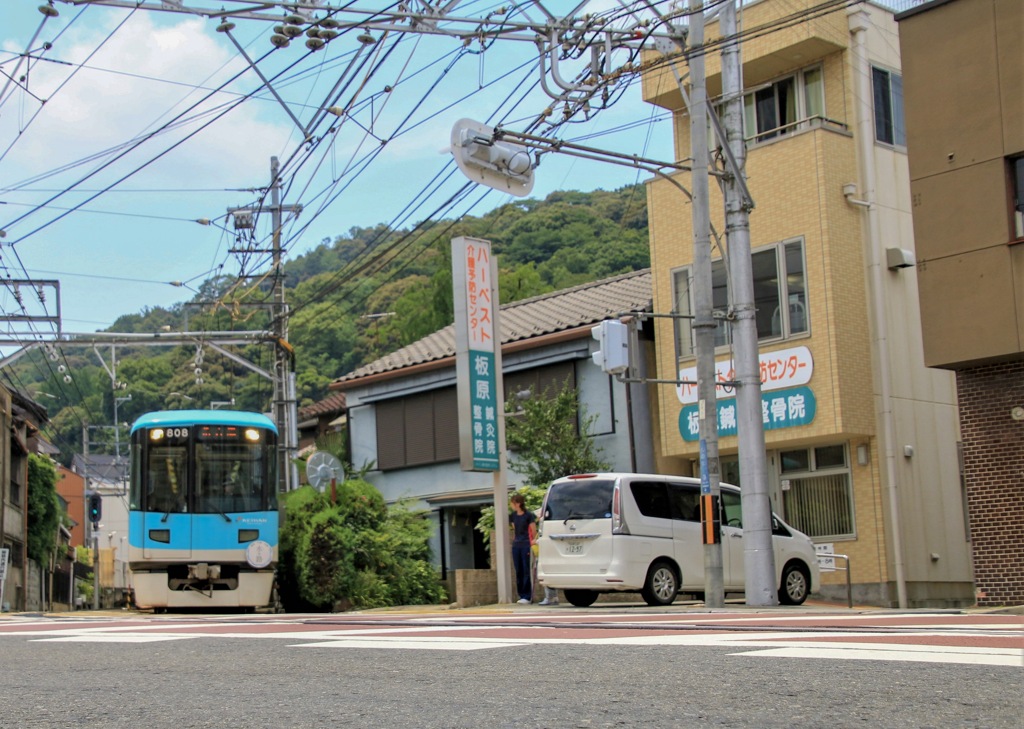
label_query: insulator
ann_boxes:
[305,27,320,38]
[64,374,72,383]
[195,377,203,386]
[270,34,290,48]
[38,4,59,18]
[57,364,66,373]
[319,17,340,29]
[318,30,338,41]
[216,21,235,33]
[281,24,304,38]
[284,14,306,25]
[305,37,326,51]
[357,31,376,45]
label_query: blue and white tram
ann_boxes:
[128,410,279,611]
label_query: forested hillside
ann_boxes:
[6,185,649,464]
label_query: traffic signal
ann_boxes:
[87,493,102,524]
[591,319,630,375]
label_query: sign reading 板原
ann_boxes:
[453,237,503,472]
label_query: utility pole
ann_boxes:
[688,1,725,609]
[230,157,301,492]
[269,156,301,493]
[720,0,777,606]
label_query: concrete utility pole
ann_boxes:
[229,157,302,492]
[687,1,725,609]
[719,0,777,606]
[268,157,301,493]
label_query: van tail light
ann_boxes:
[611,483,629,534]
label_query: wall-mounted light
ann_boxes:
[857,443,870,466]
[903,445,915,458]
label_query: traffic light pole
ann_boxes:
[686,3,725,609]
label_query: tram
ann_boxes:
[127,410,278,611]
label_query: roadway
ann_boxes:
[1,602,1020,728]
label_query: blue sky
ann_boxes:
[0,1,674,343]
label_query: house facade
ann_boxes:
[0,388,48,611]
[641,0,972,606]
[896,0,1024,606]
[330,270,655,579]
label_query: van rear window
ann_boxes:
[545,479,614,520]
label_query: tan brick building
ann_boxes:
[896,0,1024,606]
[640,0,973,606]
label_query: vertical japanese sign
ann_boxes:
[453,237,504,471]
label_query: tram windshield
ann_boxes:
[130,423,277,513]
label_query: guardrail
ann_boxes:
[818,553,852,608]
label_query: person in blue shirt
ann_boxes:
[509,493,537,604]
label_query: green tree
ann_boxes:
[505,385,611,487]
[27,454,61,565]
[475,384,611,549]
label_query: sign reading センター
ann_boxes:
[453,237,503,471]
[677,347,817,442]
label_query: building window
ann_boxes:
[9,479,21,508]
[741,66,825,144]
[871,66,905,147]
[672,238,808,359]
[1011,156,1024,240]
[779,444,855,539]
[375,387,459,471]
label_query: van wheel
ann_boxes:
[564,589,598,607]
[641,561,678,606]
[779,562,810,605]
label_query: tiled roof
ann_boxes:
[297,392,347,421]
[332,268,651,386]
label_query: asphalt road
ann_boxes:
[1,605,1020,728]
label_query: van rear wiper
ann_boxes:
[563,511,587,524]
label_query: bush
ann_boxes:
[277,482,447,611]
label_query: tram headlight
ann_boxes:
[150,428,165,441]
[244,428,261,442]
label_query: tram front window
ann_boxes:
[147,447,187,513]
[196,443,264,513]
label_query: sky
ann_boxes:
[0,0,677,348]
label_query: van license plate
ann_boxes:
[565,541,584,554]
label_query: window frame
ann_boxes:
[740,65,826,146]
[1010,155,1024,242]
[778,443,856,540]
[871,65,906,148]
[671,237,809,361]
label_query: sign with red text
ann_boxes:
[676,345,813,404]
[453,237,504,471]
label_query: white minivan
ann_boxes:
[536,473,820,607]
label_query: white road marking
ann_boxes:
[2,618,1019,665]
[736,646,1023,667]
[33,635,192,643]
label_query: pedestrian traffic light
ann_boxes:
[88,493,102,524]
[591,319,630,376]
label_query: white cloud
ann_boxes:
[1,12,294,195]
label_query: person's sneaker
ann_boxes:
[538,598,559,606]
[517,598,531,604]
